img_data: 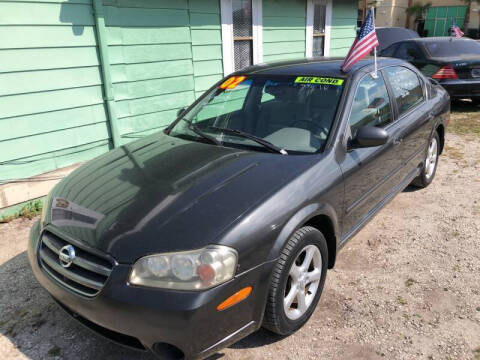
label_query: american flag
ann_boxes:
[341,8,379,72]
[451,23,464,38]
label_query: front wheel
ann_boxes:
[263,226,328,335]
[411,131,440,188]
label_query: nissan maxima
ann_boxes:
[28,58,449,360]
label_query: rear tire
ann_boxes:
[411,131,440,188]
[263,226,328,335]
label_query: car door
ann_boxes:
[338,71,405,240]
[383,66,432,179]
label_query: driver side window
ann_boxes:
[349,73,392,137]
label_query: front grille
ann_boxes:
[38,231,113,297]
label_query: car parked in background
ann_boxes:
[380,37,480,104]
[28,58,449,360]
[376,27,420,53]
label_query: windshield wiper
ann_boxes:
[181,118,221,146]
[209,126,288,155]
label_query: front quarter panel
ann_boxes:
[218,149,344,274]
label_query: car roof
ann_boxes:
[376,27,420,52]
[238,57,405,78]
[409,36,475,43]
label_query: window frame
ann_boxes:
[306,0,332,58]
[221,0,263,76]
[382,65,426,122]
[346,71,395,137]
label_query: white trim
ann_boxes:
[305,0,332,57]
[305,0,314,58]
[220,0,234,76]
[252,0,263,64]
[324,0,332,57]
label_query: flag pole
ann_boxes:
[372,6,378,78]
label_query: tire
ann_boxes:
[471,97,480,106]
[263,226,328,335]
[411,131,440,188]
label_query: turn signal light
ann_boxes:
[217,286,252,311]
[219,76,246,90]
[432,65,458,79]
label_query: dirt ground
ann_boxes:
[1,102,479,360]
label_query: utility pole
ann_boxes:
[406,0,413,29]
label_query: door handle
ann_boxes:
[393,138,403,146]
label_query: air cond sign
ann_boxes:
[294,76,344,86]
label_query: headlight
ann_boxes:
[129,245,237,290]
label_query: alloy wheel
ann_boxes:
[283,245,322,320]
[425,137,438,180]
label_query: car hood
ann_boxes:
[45,132,315,263]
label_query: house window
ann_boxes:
[221,0,263,75]
[233,0,253,70]
[312,0,326,56]
[306,0,332,58]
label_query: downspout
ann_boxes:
[92,0,121,148]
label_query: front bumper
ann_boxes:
[28,221,274,359]
[439,78,480,98]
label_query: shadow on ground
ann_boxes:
[0,251,280,359]
[450,98,479,113]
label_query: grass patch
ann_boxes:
[473,347,480,360]
[396,296,408,305]
[405,278,416,287]
[0,199,43,223]
[443,144,465,160]
[449,102,480,137]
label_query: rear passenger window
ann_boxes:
[349,73,393,137]
[384,66,424,116]
[395,43,424,61]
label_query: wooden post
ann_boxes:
[406,0,413,29]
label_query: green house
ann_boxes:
[0,0,358,215]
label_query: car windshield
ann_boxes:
[169,75,345,154]
[426,40,480,57]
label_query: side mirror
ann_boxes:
[349,126,389,149]
[177,107,186,118]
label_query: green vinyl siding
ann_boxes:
[105,0,223,144]
[263,0,306,62]
[189,0,224,99]
[0,0,110,183]
[104,0,194,144]
[330,0,357,57]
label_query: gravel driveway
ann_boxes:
[1,102,479,360]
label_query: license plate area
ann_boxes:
[471,68,480,78]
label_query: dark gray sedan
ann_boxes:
[28,57,449,360]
